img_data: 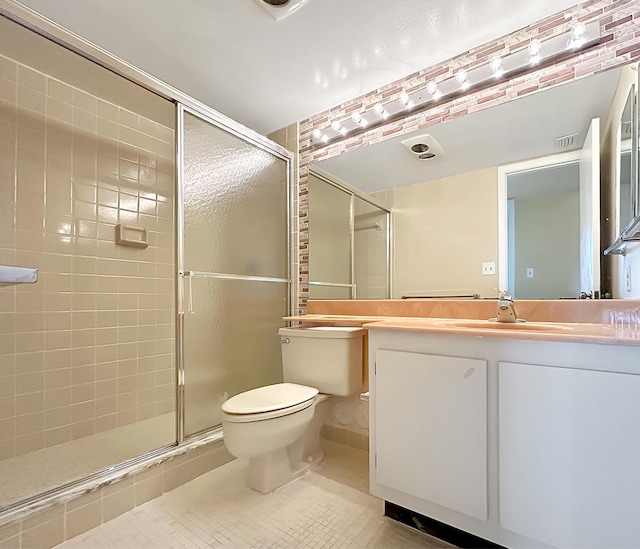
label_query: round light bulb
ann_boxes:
[529,39,542,56]
[572,22,586,39]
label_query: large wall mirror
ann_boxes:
[310,63,639,299]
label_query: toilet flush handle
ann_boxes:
[280,337,290,344]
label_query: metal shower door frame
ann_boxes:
[175,104,294,442]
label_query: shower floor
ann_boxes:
[0,413,175,509]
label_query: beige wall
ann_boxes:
[0,48,176,461]
[392,167,499,299]
[512,192,580,299]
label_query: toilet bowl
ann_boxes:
[221,326,364,493]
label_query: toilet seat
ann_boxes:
[222,382,319,423]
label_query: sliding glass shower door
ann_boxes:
[178,107,290,438]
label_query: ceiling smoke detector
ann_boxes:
[400,134,445,160]
[253,0,311,21]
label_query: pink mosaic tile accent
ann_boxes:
[297,0,640,314]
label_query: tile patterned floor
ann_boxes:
[55,442,453,549]
[0,414,175,508]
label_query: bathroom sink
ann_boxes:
[434,320,571,332]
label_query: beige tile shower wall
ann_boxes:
[0,55,176,459]
[353,207,388,299]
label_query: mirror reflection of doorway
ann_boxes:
[506,162,581,299]
[500,117,600,300]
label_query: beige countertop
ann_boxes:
[284,314,640,347]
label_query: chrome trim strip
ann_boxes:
[387,210,393,298]
[632,80,639,220]
[182,271,291,284]
[176,104,186,444]
[287,133,294,318]
[308,281,356,288]
[349,193,355,298]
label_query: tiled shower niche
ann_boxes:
[0,49,177,507]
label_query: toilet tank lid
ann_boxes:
[221,383,319,414]
[279,326,365,338]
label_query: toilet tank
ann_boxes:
[278,326,364,396]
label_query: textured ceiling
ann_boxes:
[14,0,583,135]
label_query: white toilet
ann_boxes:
[221,326,365,493]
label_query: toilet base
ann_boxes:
[246,445,324,493]
[245,395,329,493]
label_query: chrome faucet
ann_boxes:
[492,290,524,323]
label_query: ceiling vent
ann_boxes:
[253,0,311,21]
[400,134,445,160]
[554,133,579,150]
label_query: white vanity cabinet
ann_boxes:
[375,350,487,520]
[368,327,640,549]
[499,361,640,549]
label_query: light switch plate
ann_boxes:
[526,268,534,279]
[482,262,495,276]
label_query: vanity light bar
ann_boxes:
[311,21,600,146]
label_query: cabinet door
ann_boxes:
[375,350,487,520]
[499,362,640,549]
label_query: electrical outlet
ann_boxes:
[526,267,534,279]
[482,262,495,276]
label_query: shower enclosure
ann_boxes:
[308,169,390,299]
[0,8,292,519]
